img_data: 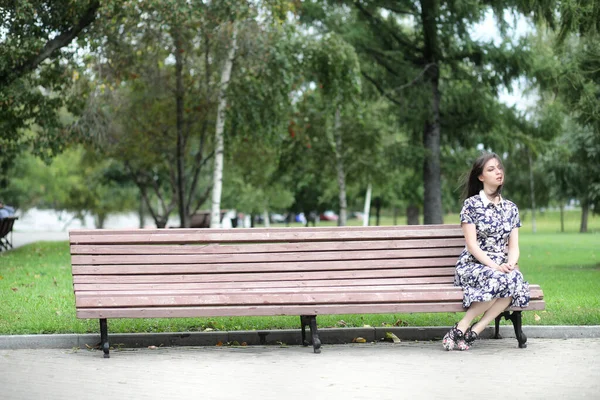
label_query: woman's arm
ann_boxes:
[462,223,511,273]
[506,228,520,269]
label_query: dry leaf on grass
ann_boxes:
[534,313,541,322]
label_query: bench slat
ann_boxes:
[69,227,464,245]
[70,247,464,266]
[73,276,456,291]
[74,285,544,299]
[70,224,461,236]
[75,291,466,307]
[72,267,457,284]
[75,286,544,307]
[75,300,547,319]
[72,257,458,275]
[70,238,466,255]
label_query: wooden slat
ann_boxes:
[72,267,457,284]
[69,227,464,245]
[70,238,467,255]
[73,285,544,298]
[76,291,470,308]
[70,247,464,266]
[75,300,547,319]
[70,224,461,236]
[73,276,456,291]
[72,257,459,275]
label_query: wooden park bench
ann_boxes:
[69,225,545,358]
[0,216,18,252]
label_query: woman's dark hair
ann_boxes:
[462,152,504,200]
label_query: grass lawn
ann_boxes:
[0,209,598,335]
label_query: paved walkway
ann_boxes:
[1,338,599,399]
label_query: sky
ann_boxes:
[470,10,538,112]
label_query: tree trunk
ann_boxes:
[528,149,536,233]
[363,183,372,227]
[374,197,382,226]
[95,214,106,229]
[407,204,420,225]
[580,201,589,233]
[174,29,188,228]
[420,0,443,225]
[210,23,238,229]
[138,191,145,228]
[334,107,347,227]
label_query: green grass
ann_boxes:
[0,210,598,335]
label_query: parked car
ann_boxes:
[319,211,338,221]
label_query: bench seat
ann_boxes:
[69,225,545,357]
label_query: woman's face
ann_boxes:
[479,157,504,188]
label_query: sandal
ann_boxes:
[464,327,479,346]
[442,324,469,351]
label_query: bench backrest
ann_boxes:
[70,225,465,292]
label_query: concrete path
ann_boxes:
[1,338,599,399]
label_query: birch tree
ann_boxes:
[211,23,238,228]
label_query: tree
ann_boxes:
[74,2,265,227]
[300,1,558,224]
[305,33,361,226]
[0,1,103,184]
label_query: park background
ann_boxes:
[1,1,599,335]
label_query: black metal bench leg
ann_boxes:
[309,316,322,354]
[100,318,110,358]
[494,312,509,339]
[301,315,321,353]
[511,311,527,348]
[300,315,311,346]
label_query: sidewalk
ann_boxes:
[1,338,599,399]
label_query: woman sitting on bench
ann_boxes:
[443,152,530,351]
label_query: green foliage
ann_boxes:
[0,147,137,225]
[0,1,101,184]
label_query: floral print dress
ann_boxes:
[454,191,530,309]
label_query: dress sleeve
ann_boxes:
[460,200,475,224]
[513,206,522,229]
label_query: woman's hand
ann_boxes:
[498,262,515,273]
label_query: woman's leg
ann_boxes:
[456,299,497,333]
[470,296,512,334]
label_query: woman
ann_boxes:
[443,152,530,351]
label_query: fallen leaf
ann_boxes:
[204,328,214,332]
[385,332,401,343]
[0,275,3,280]
[148,345,157,350]
[353,337,367,343]
[216,341,223,346]
[241,342,247,346]
[11,287,18,292]
[337,320,347,327]
[534,313,541,322]
[362,324,372,328]
[55,311,62,316]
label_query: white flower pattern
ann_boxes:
[454,193,530,309]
